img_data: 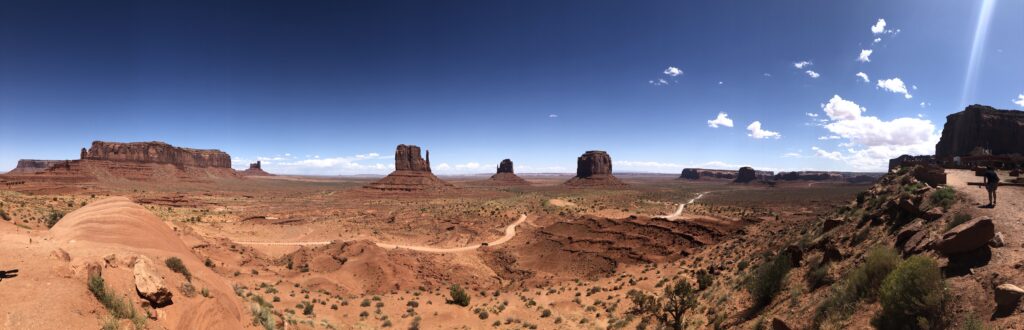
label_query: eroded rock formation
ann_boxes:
[564,151,625,186]
[365,145,452,191]
[936,105,1024,158]
[735,166,757,183]
[7,159,66,174]
[83,141,232,168]
[680,168,737,180]
[773,171,843,181]
[489,159,529,185]
[241,160,272,176]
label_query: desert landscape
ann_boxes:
[2,1,1024,329]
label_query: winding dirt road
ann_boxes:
[234,214,529,253]
[659,192,706,220]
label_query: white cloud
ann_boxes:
[794,61,812,69]
[857,49,873,62]
[782,152,803,158]
[871,18,887,34]
[805,112,819,118]
[549,114,558,118]
[812,95,939,170]
[707,112,734,128]
[763,73,772,77]
[822,95,865,121]
[663,66,683,77]
[919,102,930,108]
[876,77,913,99]
[718,81,724,85]
[746,121,781,139]
[1013,93,1024,107]
[818,135,841,140]
[614,160,686,170]
[805,70,820,78]
[649,78,670,86]
[873,37,882,43]
[856,72,870,82]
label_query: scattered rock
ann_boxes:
[822,218,844,232]
[51,249,71,262]
[133,257,173,307]
[898,198,920,215]
[994,284,1024,315]
[85,261,103,279]
[180,282,197,298]
[103,254,117,267]
[784,245,803,266]
[935,217,995,255]
[895,219,924,248]
[771,317,793,330]
[902,230,937,256]
[921,207,944,221]
[990,232,1006,248]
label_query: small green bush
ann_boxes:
[929,187,956,211]
[448,284,471,307]
[873,255,945,330]
[812,246,900,327]
[696,270,713,291]
[165,257,192,281]
[45,210,64,228]
[945,213,971,231]
[805,260,830,290]
[746,252,792,309]
[88,273,146,329]
[0,209,10,221]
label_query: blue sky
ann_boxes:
[1,0,1022,174]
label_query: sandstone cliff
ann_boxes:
[83,141,232,168]
[935,105,1024,158]
[7,159,66,174]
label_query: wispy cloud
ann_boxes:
[857,49,873,62]
[855,72,870,82]
[746,121,781,139]
[794,61,812,69]
[805,70,820,78]
[1013,93,1024,107]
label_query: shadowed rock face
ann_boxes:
[576,151,612,178]
[83,141,231,168]
[680,168,737,180]
[936,105,1024,158]
[497,159,514,174]
[735,167,757,183]
[394,144,431,172]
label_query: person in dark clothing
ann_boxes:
[982,166,1000,207]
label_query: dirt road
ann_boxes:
[235,214,529,253]
[659,192,707,220]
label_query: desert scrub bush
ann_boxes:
[945,213,972,231]
[251,299,276,330]
[0,209,10,221]
[165,256,192,281]
[812,246,900,327]
[88,273,146,329]
[929,186,956,211]
[626,280,696,330]
[45,209,64,228]
[448,284,471,307]
[805,259,830,290]
[696,269,713,291]
[746,252,792,309]
[872,255,945,330]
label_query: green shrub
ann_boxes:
[746,252,792,309]
[805,260,830,290]
[813,246,900,327]
[696,270,713,291]
[945,213,971,231]
[0,209,10,221]
[873,255,945,329]
[448,284,471,307]
[45,210,64,228]
[165,257,192,282]
[88,273,146,329]
[929,187,956,210]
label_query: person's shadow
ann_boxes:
[0,269,18,282]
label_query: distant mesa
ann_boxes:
[680,167,773,181]
[936,104,1024,160]
[8,159,67,174]
[10,141,239,181]
[734,166,757,183]
[773,171,843,181]
[488,159,529,185]
[241,160,273,176]
[365,144,453,191]
[564,150,626,187]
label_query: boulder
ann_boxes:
[935,217,995,255]
[994,284,1024,315]
[895,219,925,249]
[902,230,937,256]
[921,207,944,221]
[784,245,803,266]
[83,141,231,168]
[935,105,1024,158]
[734,167,757,183]
[771,317,793,330]
[133,257,173,307]
[990,232,1006,248]
[912,164,947,187]
[822,218,844,232]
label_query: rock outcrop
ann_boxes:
[7,159,66,174]
[133,256,173,307]
[83,141,232,168]
[365,145,452,191]
[935,105,1024,159]
[489,159,529,185]
[734,167,757,183]
[935,216,994,255]
[240,160,272,176]
[773,171,843,181]
[564,151,625,187]
[680,168,737,180]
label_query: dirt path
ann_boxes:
[659,192,707,220]
[234,214,529,253]
[946,170,1023,249]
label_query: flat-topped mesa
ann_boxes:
[394,144,431,172]
[83,141,232,168]
[489,159,529,185]
[7,159,67,174]
[734,167,757,183]
[365,144,452,191]
[564,150,625,187]
[773,171,844,181]
[680,168,737,180]
[935,105,1024,159]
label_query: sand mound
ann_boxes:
[43,197,247,330]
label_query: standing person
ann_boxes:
[982,166,1000,207]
